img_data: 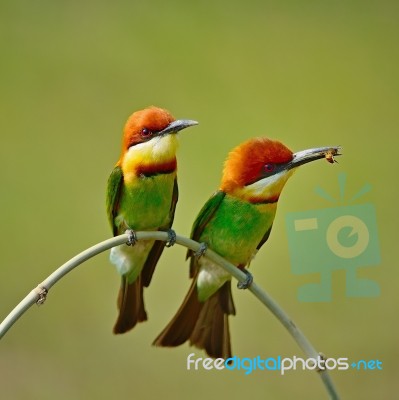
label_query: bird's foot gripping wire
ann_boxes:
[194,242,208,259]
[237,269,253,290]
[126,229,138,246]
[165,229,177,248]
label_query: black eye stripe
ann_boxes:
[264,163,275,172]
[141,127,153,137]
[244,163,287,186]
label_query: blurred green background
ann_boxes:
[1,1,397,399]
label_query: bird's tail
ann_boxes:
[113,275,147,334]
[153,279,236,359]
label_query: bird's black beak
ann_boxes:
[287,146,341,170]
[157,119,199,136]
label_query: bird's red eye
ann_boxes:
[141,128,152,137]
[264,163,275,173]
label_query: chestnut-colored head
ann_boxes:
[221,138,294,193]
[122,107,175,150]
[118,106,198,181]
[121,106,198,151]
[220,137,341,203]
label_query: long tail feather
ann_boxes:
[153,280,235,358]
[113,275,147,334]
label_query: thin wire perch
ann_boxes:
[0,231,340,399]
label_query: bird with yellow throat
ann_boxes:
[106,107,198,334]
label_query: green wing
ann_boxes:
[256,225,273,251]
[141,177,179,287]
[168,176,179,226]
[106,165,124,236]
[187,190,226,278]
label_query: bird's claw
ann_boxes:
[126,229,138,246]
[35,286,48,305]
[195,242,208,259]
[237,269,253,290]
[165,229,177,248]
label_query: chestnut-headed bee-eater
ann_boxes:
[154,138,340,358]
[106,106,198,334]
